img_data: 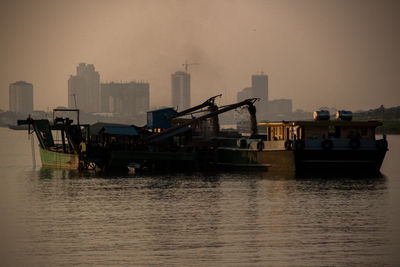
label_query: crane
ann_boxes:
[182,60,199,73]
[144,98,259,143]
[167,94,222,120]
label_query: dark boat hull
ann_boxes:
[294,149,387,174]
[99,148,294,172]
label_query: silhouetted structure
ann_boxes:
[236,74,293,129]
[237,73,268,119]
[9,81,33,114]
[252,74,269,116]
[68,63,100,113]
[171,71,190,111]
[100,81,149,117]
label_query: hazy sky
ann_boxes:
[1,0,399,112]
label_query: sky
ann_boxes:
[0,0,399,112]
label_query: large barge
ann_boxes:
[257,111,388,173]
[18,99,388,174]
[18,96,265,171]
[83,96,265,171]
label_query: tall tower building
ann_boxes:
[171,71,190,111]
[251,74,268,102]
[251,74,268,119]
[9,81,33,114]
[68,63,100,113]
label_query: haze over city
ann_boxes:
[1,0,399,112]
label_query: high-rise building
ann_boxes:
[236,73,269,119]
[68,63,100,113]
[101,82,123,114]
[251,74,268,102]
[100,81,150,117]
[251,74,268,118]
[236,73,294,130]
[171,71,190,111]
[9,81,33,114]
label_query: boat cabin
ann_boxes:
[258,120,382,141]
[258,122,294,141]
[98,125,139,149]
[293,121,381,140]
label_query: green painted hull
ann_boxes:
[39,147,80,169]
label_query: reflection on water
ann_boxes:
[4,167,392,266]
[0,128,399,266]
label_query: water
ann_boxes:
[0,127,399,266]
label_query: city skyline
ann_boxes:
[1,0,399,112]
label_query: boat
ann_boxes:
[18,109,87,169]
[17,96,266,171]
[17,99,388,174]
[257,110,388,173]
[84,96,266,171]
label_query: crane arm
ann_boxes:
[145,98,258,143]
[168,94,222,119]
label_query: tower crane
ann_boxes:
[182,60,199,73]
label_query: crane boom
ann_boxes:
[145,98,259,143]
[168,94,222,119]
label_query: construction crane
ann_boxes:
[182,60,199,73]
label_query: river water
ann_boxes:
[0,127,399,266]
